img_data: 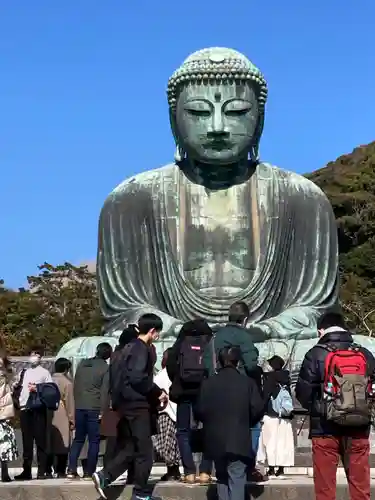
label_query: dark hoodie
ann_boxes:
[296,328,375,437]
[73,357,109,412]
[166,319,212,402]
[262,355,292,419]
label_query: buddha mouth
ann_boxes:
[205,141,233,151]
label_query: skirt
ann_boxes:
[0,420,18,462]
[257,415,294,467]
[152,414,180,466]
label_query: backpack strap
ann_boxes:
[19,369,26,386]
[211,335,217,374]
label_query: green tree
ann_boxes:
[26,262,104,354]
[0,262,104,355]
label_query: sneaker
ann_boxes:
[133,496,162,500]
[92,471,109,499]
[266,468,276,478]
[275,468,286,479]
[66,470,80,480]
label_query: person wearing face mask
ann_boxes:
[15,347,52,480]
[93,313,167,500]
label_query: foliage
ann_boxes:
[0,263,104,355]
[308,141,375,335]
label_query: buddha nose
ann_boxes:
[207,112,229,139]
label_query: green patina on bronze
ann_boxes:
[59,47,363,371]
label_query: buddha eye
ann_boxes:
[184,102,212,117]
[224,100,252,116]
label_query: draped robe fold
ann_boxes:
[97,162,339,343]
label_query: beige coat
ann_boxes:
[0,370,14,421]
[50,373,74,454]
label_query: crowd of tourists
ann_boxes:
[0,304,373,500]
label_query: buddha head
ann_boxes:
[168,47,268,168]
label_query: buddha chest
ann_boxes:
[178,178,261,296]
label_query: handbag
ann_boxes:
[26,389,44,410]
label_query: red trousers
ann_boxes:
[312,436,370,500]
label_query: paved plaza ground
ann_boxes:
[1,474,375,500]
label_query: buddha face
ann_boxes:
[175,82,259,165]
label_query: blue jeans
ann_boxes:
[215,458,247,500]
[176,400,212,476]
[251,422,261,459]
[68,409,101,475]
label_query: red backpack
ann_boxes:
[320,343,371,426]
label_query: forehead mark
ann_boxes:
[214,91,221,102]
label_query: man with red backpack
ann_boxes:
[296,312,375,500]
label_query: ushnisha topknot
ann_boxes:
[167,47,268,114]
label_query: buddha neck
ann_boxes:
[178,157,257,191]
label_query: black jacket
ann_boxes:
[73,357,109,412]
[195,366,265,461]
[166,331,211,403]
[110,338,161,414]
[295,329,375,437]
[263,369,293,419]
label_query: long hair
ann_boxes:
[0,348,13,381]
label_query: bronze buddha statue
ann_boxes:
[60,48,368,370]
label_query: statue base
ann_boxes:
[56,332,375,375]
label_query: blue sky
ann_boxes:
[1,1,374,288]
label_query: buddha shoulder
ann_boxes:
[261,162,331,203]
[106,163,177,203]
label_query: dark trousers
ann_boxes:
[176,400,212,476]
[215,458,247,500]
[20,408,48,473]
[104,412,153,496]
[312,436,370,500]
[68,409,100,475]
[46,453,68,475]
[104,436,135,480]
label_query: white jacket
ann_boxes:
[0,371,14,420]
[154,368,177,422]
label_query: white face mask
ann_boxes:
[29,355,40,366]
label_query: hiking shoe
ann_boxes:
[198,473,212,484]
[82,473,93,481]
[181,473,196,484]
[92,471,109,499]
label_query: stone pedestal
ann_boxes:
[0,478,374,500]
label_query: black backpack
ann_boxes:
[179,336,207,385]
[110,343,134,410]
